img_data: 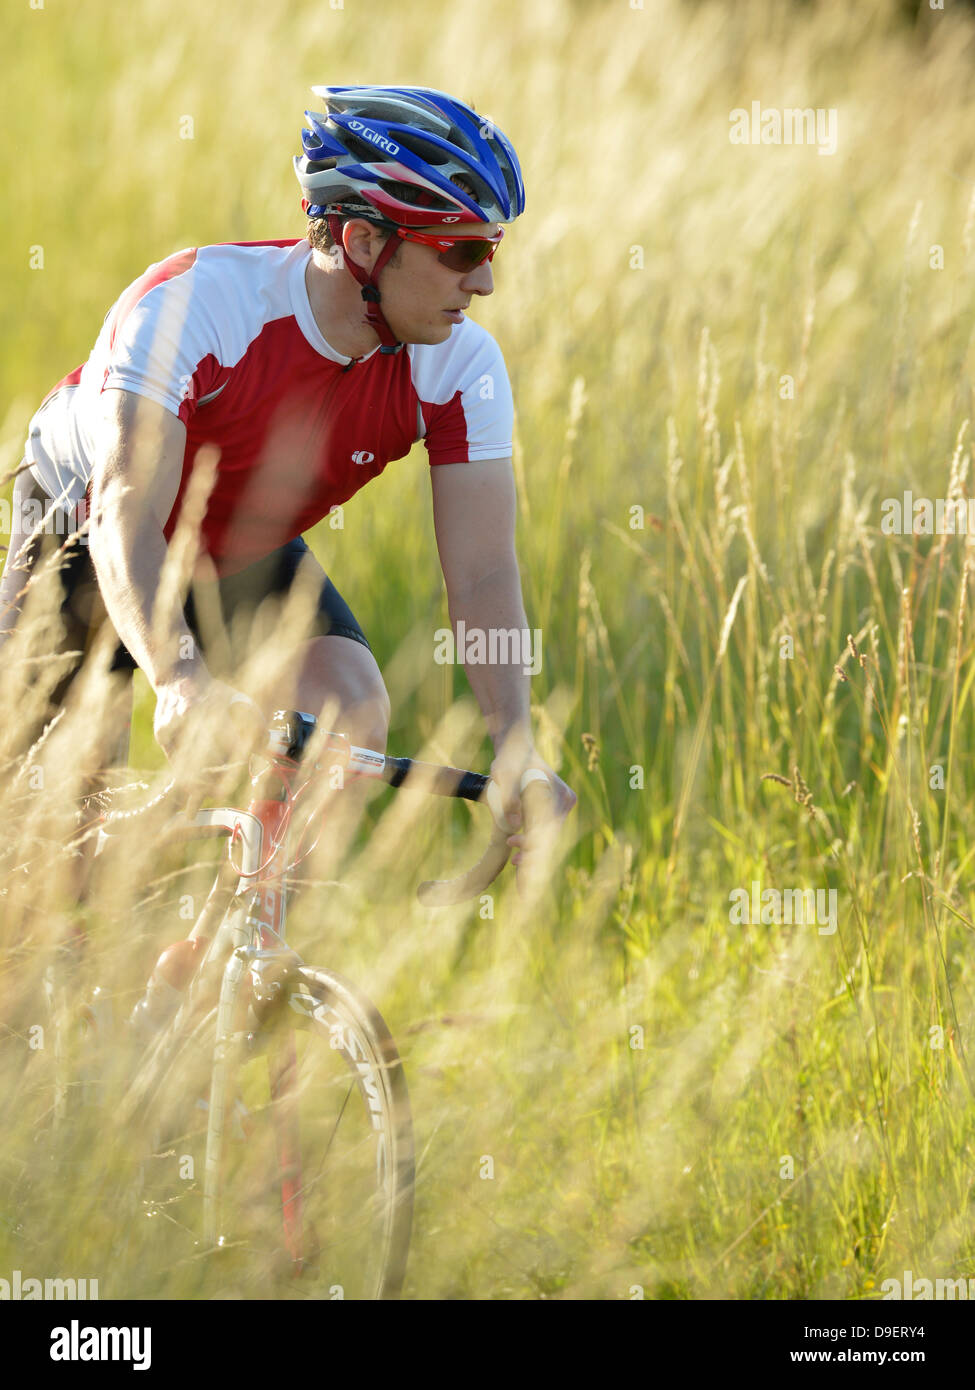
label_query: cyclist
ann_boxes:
[0,84,575,871]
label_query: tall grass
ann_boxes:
[3,0,975,1298]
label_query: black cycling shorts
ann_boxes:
[54,532,371,677]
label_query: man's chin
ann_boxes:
[401,322,454,346]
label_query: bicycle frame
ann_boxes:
[94,707,543,1277]
[159,731,412,1253]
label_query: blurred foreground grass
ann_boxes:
[4,0,975,1298]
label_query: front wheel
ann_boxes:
[140,966,414,1300]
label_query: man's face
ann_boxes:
[348,220,500,345]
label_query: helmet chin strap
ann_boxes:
[326,214,403,354]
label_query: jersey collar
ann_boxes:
[289,242,382,366]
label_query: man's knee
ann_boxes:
[298,636,390,752]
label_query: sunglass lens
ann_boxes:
[439,241,494,272]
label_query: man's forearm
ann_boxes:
[89,501,202,693]
[448,566,536,755]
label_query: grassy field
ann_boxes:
[4,0,975,1301]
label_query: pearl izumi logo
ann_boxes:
[50,1320,151,1370]
[346,120,400,156]
[351,450,375,465]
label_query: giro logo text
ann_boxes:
[346,121,400,156]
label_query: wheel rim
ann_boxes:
[141,971,413,1300]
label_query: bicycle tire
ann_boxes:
[135,964,414,1300]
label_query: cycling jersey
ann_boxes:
[23,239,514,576]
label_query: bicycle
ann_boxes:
[40,708,553,1300]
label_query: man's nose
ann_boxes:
[461,260,494,296]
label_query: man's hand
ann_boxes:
[153,672,266,784]
[488,742,577,894]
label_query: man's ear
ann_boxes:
[342,218,386,272]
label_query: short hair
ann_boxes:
[307,214,393,257]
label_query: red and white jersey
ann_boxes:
[24,238,514,574]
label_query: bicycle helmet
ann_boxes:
[294,84,526,351]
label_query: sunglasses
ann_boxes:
[395,225,504,272]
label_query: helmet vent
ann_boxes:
[393,132,452,166]
[376,179,455,210]
[450,174,477,198]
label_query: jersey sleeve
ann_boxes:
[414,321,514,466]
[99,248,225,423]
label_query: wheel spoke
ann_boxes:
[141,968,413,1298]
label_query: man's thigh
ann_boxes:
[0,468,133,762]
[203,540,389,736]
[198,538,373,676]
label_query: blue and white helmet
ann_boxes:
[294,84,526,228]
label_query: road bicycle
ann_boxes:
[39,708,552,1300]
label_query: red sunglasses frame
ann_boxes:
[394,225,504,270]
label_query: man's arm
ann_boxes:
[430,456,531,757]
[430,458,576,840]
[88,388,260,759]
[88,388,201,692]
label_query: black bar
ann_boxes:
[381,757,488,800]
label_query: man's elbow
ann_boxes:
[447,554,521,609]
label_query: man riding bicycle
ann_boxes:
[0,84,575,873]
